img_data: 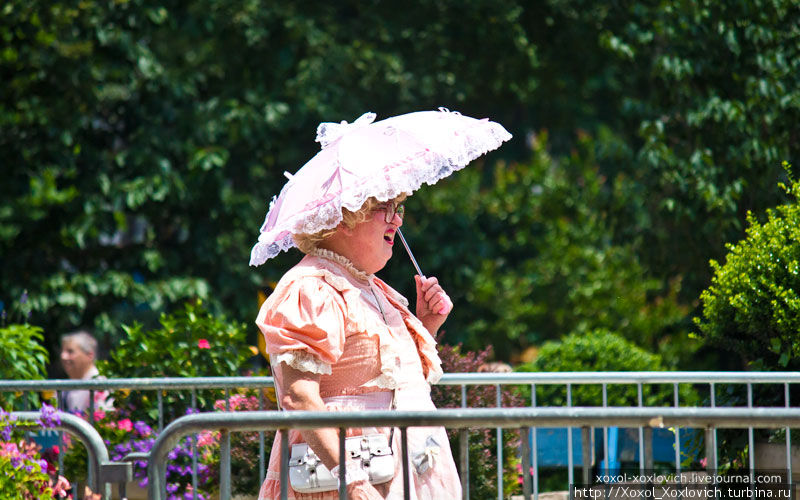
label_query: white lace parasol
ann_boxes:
[249,108,512,266]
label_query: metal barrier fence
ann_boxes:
[147,407,800,500]
[3,372,800,499]
[10,411,132,498]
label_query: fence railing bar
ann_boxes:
[637,382,644,476]
[279,428,288,500]
[531,382,538,500]
[642,426,653,471]
[89,389,95,422]
[786,382,792,483]
[567,383,573,489]
[581,426,592,484]
[460,383,469,500]
[436,372,800,385]
[56,389,65,488]
[401,427,410,500]
[259,389,266,490]
[521,426,532,500]
[496,383,502,500]
[748,383,755,489]
[158,390,164,432]
[8,371,800,394]
[602,382,609,477]
[710,382,718,471]
[674,382,681,475]
[191,388,198,500]
[338,426,346,500]
[221,429,231,500]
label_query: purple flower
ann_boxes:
[37,403,60,428]
[134,421,152,437]
[20,290,28,305]
[166,483,179,494]
[1,411,16,441]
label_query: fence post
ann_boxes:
[581,426,592,485]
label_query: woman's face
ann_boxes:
[339,203,404,274]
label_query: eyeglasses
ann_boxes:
[375,202,405,223]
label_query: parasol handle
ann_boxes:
[396,228,425,278]
[397,228,452,316]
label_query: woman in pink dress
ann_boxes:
[256,196,462,500]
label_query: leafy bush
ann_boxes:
[0,324,49,380]
[100,299,255,423]
[0,323,49,408]
[517,329,698,407]
[695,164,800,371]
[431,339,524,499]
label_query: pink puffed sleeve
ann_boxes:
[256,276,347,375]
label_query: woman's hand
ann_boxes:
[415,275,453,335]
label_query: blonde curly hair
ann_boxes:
[293,194,407,254]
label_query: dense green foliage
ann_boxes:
[100,299,254,421]
[395,132,691,362]
[0,324,49,380]
[695,166,800,371]
[2,0,799,367]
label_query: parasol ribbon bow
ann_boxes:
[315,112,377,149]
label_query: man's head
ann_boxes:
[60,330,97,379]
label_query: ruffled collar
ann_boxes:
[307,248,374,283]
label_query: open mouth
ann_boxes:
[383,230,395,245]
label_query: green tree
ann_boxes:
[0,0,539,363]
[545,0,800,297]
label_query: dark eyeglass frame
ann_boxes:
[376,202,405,223]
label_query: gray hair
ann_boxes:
[61,330,97,356]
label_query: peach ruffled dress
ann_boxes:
[256,253,461,500]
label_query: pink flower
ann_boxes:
[93,410,106,422]
[117,418,133,432]
[198,339,211,349]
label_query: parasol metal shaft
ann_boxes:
[396,229,425,278]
